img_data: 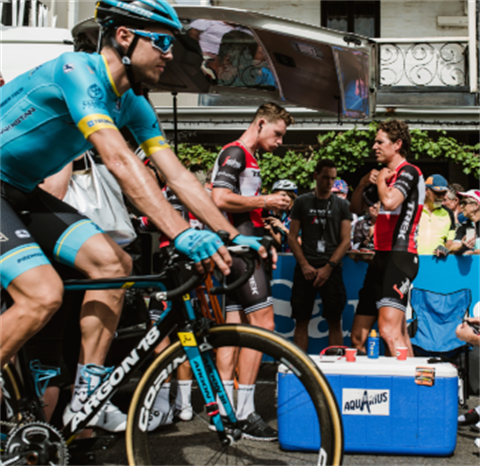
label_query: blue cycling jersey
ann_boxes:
[0,52,169,192]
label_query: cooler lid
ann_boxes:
[278,356,458,378]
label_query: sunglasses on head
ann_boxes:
[128,29,175,54]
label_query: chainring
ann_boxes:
[5,421,69,465]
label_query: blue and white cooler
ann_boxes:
[277,356,458,455]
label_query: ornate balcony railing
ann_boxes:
[377,38,468,88]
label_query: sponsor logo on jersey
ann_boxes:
[342,389,389,415]
[86,117,115,128]
[0,107,36,135]
[88,84,104,100]
[393,278,410,299]
[0,233,8,242]
[83,99,107,110]
[15,229,30,239]
[399,171,414,181]
[397,201,415,240]
[0,88,24,108]
[248,275,259,295]
[222,156,242,169]
[63,63,75,73]
[17,252,44,264]
[217,171,237,181]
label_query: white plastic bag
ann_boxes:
[64,152,137,247]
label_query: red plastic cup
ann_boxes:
[345,348,357,362]
[396,347,408,361]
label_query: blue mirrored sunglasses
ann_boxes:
[128,29,175,54]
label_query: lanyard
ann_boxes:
[314,196,331,241]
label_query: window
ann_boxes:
[321,1,380,38]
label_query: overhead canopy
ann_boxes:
[72,6,377,118]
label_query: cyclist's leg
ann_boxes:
[223,262,276,431]
[8,184,130,428]
[238,305,275,384]
[73,233,132,365]
[0,194,63,365]
[377,251,418,357]
[1,266,63,366]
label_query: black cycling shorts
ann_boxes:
[290,263,347,322]
[356,251,419,316]
[0,182,103,289]
[225,257,272,315]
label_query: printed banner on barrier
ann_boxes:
[341,389,390,416]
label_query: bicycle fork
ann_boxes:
[178,296,240,446]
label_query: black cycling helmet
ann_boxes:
[94,0,182,95]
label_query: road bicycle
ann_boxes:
[1,235,344,465]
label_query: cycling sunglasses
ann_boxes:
[128,29,175,54]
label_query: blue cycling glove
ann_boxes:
[174,229,224,263]
[231,234,263,252]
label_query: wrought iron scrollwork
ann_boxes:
[380,41,466,87]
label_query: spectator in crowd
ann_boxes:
[288,160,352,351]
[444,183,466,227]
[449,190,480,255]
[263,180,298,252]
[331,179,349,200]
[456,316,480,436]
[352,202,380,251]
[350,120,424,357]
[417,174,455,256]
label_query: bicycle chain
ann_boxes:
[0,419,18,429]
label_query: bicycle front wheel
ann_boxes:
[126,324,343,465]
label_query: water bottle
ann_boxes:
[367,329,379,359]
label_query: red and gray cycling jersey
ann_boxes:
[374,160,425,253]
[212,142,264,236]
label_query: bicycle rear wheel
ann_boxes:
[126,324,343,466]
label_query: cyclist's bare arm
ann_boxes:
[212,187,289,213]
[149,148,239,240]
[89,129,232,273]
[89,129,191,240]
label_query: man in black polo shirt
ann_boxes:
[288,160,352,351]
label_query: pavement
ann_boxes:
[91,379,479,466]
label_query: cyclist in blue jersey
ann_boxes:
[0,0,268,432]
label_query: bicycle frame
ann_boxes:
[61,265,238,446]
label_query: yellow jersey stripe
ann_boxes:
[55,220,94,259]
[140,136,171,157]
[101,54,122,97]
[0,245,41,265]
[77,113,118,139]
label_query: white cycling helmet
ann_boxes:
[272,180,298,192]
